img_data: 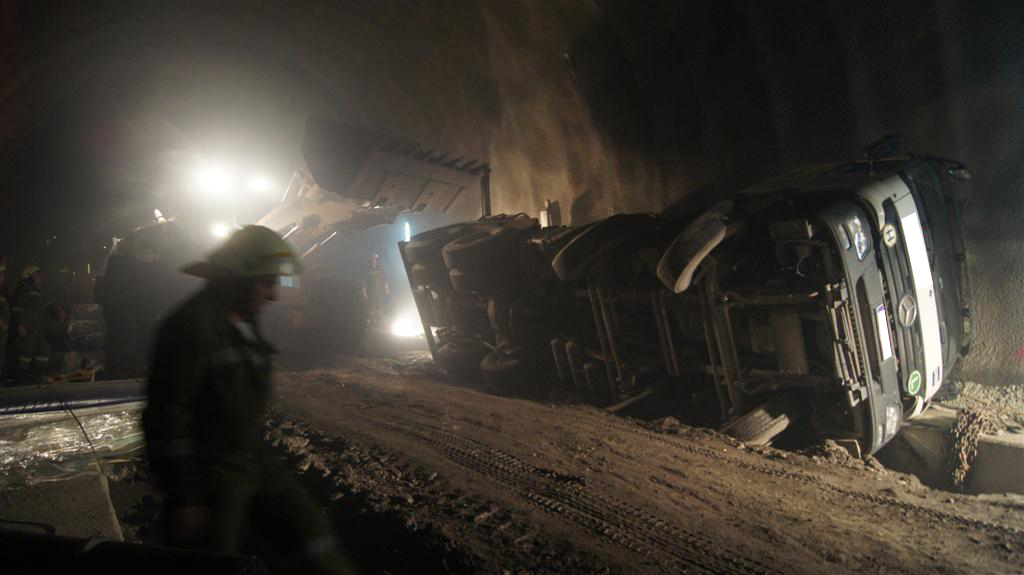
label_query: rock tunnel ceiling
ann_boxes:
[0,0,1021,381]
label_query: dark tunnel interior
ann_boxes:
[0,1,1023,574]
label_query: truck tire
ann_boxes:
[657,202,734,294]
[435,339,488,383]
[441,227,516,270]
[480,350,530,394]
[551,213,657,283]
[405,223,478,266]
[533,224,594,262]
[410,262,449,288]
[719,393,805,446]
[449,267,499,295]
[479,213,539,231]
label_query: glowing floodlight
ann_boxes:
[391,311,424,338]
[248,175,272,192]
[197,167,233,194]
[210,222,232,239]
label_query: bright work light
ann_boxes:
[210,221,232,239]
[248,175,272,192]
[197,167,233,194]
[391,310,424,338]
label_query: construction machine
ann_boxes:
[97,120,490,376]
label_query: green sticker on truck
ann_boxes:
[907,370,922,395]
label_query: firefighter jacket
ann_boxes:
[143,287,275,506]
[9,279,48,374]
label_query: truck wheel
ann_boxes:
[410,262,449,288]
[656,202,734,294]
[551,213,657,282]
[441,227,517,270]
[479,213,538,230]
[535,224,594,263]
[479,349,528,392]
[406,223,478,266]
[448,267,489,294]
[435,339,488,383]
[719,393,805,446]
[481,348,537,395]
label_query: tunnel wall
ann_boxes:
[1,0,1020,383]
[473,0,1024,385]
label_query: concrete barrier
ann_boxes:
[877,405,1024,495]
[0,471,123,539]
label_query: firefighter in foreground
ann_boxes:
[143,225,359,574]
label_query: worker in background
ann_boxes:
[143,225,359,575]
[0,257,9,381]
[362,253,389,327]
[9,265,50,382]
[43,301,70,353]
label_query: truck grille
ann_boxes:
[877,206,924,386]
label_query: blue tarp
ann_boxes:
[0,379,144,416]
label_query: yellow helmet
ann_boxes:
[182,225,303,278]
[21,265,40,279]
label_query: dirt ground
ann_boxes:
[193,352,1023,575]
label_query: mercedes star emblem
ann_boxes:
[898,294,918,327]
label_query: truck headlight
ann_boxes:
[885,403,901,439]
[846,215,870,261]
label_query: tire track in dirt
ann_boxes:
[269,412,626,574]
[557,408,1023,539]
[355,413,778,575]
[277,367,1023,574]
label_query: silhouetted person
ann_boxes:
[9,266,50,383]
[362,253,389,327]
[144,226,359,574]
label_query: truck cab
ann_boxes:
[658,152,970,456]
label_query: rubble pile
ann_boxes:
[947,409,1000,491]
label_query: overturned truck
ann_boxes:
[402,140,971,457]
[99,124,970,458]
